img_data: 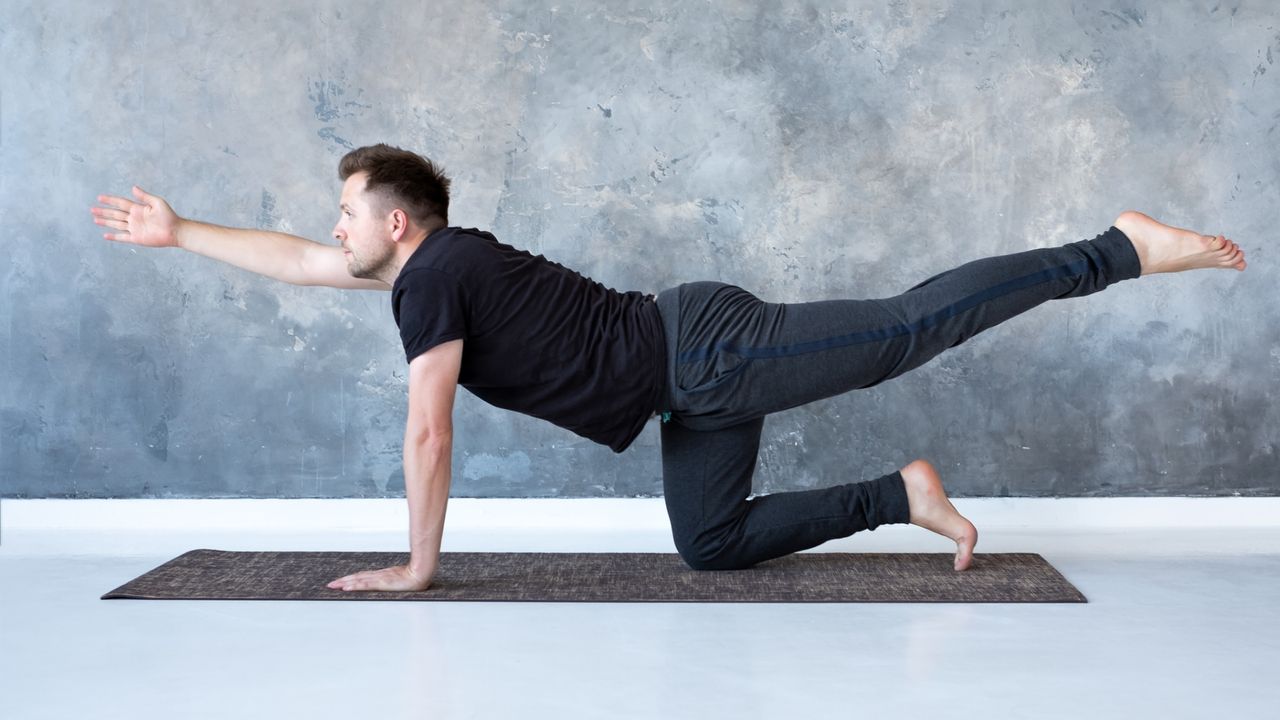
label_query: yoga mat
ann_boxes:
[101,549,1086,602]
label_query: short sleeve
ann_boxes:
[394,269,468,364]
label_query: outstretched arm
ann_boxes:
[91,185,389,290]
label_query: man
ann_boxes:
[91,143,1247,592]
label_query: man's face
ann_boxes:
[332,172,396,280]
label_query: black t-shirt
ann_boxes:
[391,226,667,454]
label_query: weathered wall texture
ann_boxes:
[2,1,1277,499]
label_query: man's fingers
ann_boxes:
[97,194,136,211]
[329,571,370,584]
[340,576,371,591]
[91,207,128,221]
[329,569,395,590]
[95,217,128,230]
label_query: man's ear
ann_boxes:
[389,208,410,241]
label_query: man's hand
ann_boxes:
[326,564,434,592]
[90,185,181,248]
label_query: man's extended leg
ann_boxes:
[666,226,1139,429]
[663,216,1243,430]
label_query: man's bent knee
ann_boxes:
[674,541,757,571]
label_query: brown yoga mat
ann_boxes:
[101,549,1086,602]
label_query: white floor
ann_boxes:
[2,519,1279,720]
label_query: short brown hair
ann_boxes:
[338,143,451,227]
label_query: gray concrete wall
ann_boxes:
[2,0,1277,500]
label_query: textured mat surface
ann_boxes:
[101,549,1086,602]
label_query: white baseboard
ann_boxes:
[3,498,1280,557]
[2,496,1278,532]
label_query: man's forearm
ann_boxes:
[175,218,318,285]
[405,435,453,576]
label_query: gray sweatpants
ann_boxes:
[652,226,1142,570]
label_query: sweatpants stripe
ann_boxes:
[675,259,1089,365]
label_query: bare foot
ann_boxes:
[899,459,978,571]
[1113,211,1246,276]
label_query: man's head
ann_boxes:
[333,143,452,282]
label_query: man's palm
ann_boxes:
[91,185,179,248]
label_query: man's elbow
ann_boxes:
[407,427,453,447]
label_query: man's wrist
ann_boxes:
[408,557,438,577]
[173,217,191,250]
